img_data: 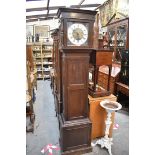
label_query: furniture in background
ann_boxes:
[116,49,129,97]
[50,67,54,90]
[26,61,35,132]
[92,100,122,155]
[116,82,129,96]
[89,49,113,98]
[107,18,129,63]
[98,64,121,95]
[27,42,53,80]
[51,28,61,116]
[88,94,117,140]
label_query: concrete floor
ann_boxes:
[26,81,129,155]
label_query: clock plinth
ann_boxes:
[55,8,97,154]
[59,114,92,155]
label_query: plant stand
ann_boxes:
[91,100,122,155]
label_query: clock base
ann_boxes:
[88,87,111,98]
[61,146,92,155]
[59,114,92,155]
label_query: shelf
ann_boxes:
[35,57,42,59]
[42,43,52,46]
[117,46,125,48]
[44,76,50,79]
[33,50,41,52]
[43,70,50,72]
[42,49,52,52]
[36,63,42,65]
[34,56,52,58]
[33,42,42,45]
[37,77,43,79]
[37,78,44,80]
[37,68,50,71]
[44,77,50,79]
[26,43,34,45]
[43,56,52,58]
[32,43,53,81]
[43,62,53,65]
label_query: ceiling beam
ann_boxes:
[46,0,50,18]
[26,13,57,19]
[94,0,111,10]
[70,4,100,9]
[78,0,85,5]
[26,0,44,1]
[26,5,66,12]
[26,4,100,12]
[26,17,54,23]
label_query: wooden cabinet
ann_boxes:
[116,82,129,96]
[107,18,129,62]
[116,49,129,97]
[26,44,34,70]
[51,29,62,115]
[98,65,121,94]
[88,94,117,140]
[26,47,36,132]
[89,49,113,97]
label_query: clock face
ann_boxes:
[67,23,88,46]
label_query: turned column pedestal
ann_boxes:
[92,100,122,155]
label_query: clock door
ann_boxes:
[61,51,90,121]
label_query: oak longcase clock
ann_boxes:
[56,8,97,155]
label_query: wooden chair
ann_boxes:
[26,61,35,132]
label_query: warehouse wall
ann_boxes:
[26,19,59,30]
[26,19,59,42]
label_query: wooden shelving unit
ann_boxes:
[31,42,53,80]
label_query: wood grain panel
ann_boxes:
[67,87,86,120]
[96,52,113,66]
[64,125,90,151]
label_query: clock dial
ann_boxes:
[67,23,88,46]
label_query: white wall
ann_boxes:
[26,18,59,42]
[26,18,59,30]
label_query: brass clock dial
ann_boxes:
[67,23,88,46]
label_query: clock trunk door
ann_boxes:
[62,51,89,121]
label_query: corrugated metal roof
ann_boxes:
[26,0,107,22]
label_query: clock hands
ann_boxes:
[73,28,84,41]
[76,32,80,41]
[68,23,88,45]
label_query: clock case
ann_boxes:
[56,8,97,155]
